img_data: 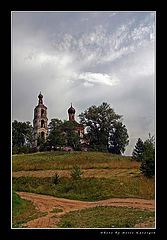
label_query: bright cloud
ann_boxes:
[78,72,119,87]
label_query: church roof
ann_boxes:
[68,103,75,114]
[38,92,43,99]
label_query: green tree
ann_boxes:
[62,121,81,150]
[47,119,81,151]
[70,165,83,180]
[48,119,63,132]
[47,119,65,150]
[37,135,48,152]
[109,122,129,155]
[12,120,33,153]
[79,102,128,154]
[140,134,155,178]
[132,138,144,162]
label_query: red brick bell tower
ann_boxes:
[68,103,76,121]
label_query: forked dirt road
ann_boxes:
[17,192,155,228]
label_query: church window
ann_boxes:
[41,109,45,117]
[41,120,45,128]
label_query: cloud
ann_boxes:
[12,12,155,155]
[49,15,154,72]
[83,81,94,88]
[78,72,119,87]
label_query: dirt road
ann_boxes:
[17,192,155,228]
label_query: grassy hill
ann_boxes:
[12,151,155,228]
[12,151,138,171]
[12,151,155,200]
[12,190,45,228]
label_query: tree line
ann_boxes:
[12,102,155,178]
[12,102,129,154]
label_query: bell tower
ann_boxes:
[32,92,48,148]
[68,103,75,121]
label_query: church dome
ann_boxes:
[38,92,43,99]
[68,104,75,114]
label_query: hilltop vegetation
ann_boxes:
[12,151,136,172]
[12,151,154,201]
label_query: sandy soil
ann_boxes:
[17,191,155,229]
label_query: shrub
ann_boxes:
[53,173,60,185]
[70,165,83,180]
[140,157,155,178]
[140,135,155,178]
[12,145,18,154]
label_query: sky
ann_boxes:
[12,11,156,155]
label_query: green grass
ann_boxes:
[50,208,63,214]
[12,151,155,228]
[12,151,138,172]
[57,206,155,228]
[12,190,46,228]
[12,175,155,201]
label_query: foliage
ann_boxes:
[37,136,48,152]
[132,138,144,162]
[140,134,155,178]
[53,172,60,184]
[132,134,155,178]
[12,174,155,201]
[47,119,81,150]
[61,121,81,150]
[47,119,65,150]
[50,208,63,213]
[79,102,129,154]
[48,118,63,132]
[109,122,129,154]
[12,145,18,154]
[12,120,33,153]
[70,165,83,180]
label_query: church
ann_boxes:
[67,103,84,138]
[32,93,85,149]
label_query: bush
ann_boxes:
[53,173,60,185]
[19,145,30,154]
[140,156,155,178]
[12,145,18,154]
[70,165,83,180]
[140,135,155,178]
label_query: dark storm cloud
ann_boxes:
[12,11,155,155]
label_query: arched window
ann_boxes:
[41,132,45,138]
[41,120,45,128]
[41,109,45,117]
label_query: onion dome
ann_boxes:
[38,91,43,99]
[38,91,43,104]
[68,103,75,114]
